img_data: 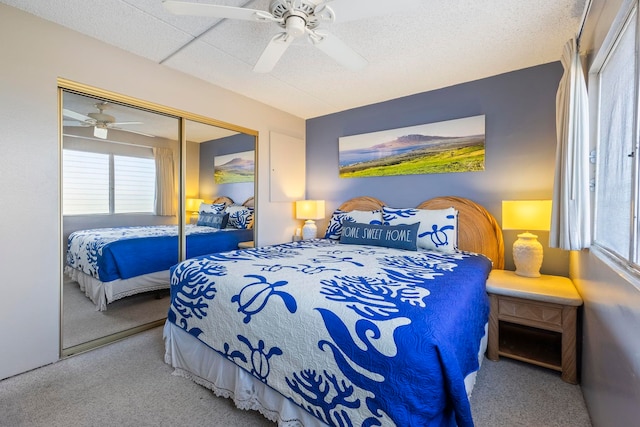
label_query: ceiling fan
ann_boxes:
[163,0,420,73]
[63,102,155,139]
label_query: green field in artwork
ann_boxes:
[214,150,255,184]
[214,169,254,184]
[339,137,485,178]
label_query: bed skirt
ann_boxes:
[65,267,170,311]
[163,321,488,427]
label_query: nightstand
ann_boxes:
[486,269,583,384]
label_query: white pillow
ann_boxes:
[225,205,254,229]
[199,202,226,215]
[382,206,458,253]
[324,209,383,240]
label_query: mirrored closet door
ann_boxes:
[59,81,257,356]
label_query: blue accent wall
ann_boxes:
[199,133,255,204]
[306,62,568,275]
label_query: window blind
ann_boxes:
[63,150,109,215]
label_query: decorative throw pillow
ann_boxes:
[324,209,383,240]
[226,205,254,229]
[340,222,420,251]
[199,202,227,215]
[382,206,458,253]
[197,212,229,229]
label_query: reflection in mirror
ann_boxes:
[60,85,258,357]
[185,120,256,251]
[61,90,180,354]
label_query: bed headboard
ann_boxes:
[338,196,385,211]
[242,196,255,208]
[418,196,504,269]
[211,196,235,206]
[337,196,504,269]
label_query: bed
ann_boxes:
[163,196,504,426]
[65,196,254,311]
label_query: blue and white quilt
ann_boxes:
[167,239,491,427]
[66,225,252,282]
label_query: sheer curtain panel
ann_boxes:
[550,38,591,250]
[153,147,176,216]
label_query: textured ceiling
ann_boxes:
[2,0,587,119]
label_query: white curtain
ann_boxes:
[153,147,176,216]
[550,38,591,250]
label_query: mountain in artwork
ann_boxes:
[339,133,473,167]
[215,153,255,184]
[370,134,455,150]
[216,157,254,171]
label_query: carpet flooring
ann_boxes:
[1,326,592,427]
[62,275,169,348]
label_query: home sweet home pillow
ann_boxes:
[340,222,419,251]
[324,209,383,240]
[197,213,229,229]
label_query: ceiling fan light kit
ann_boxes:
[162,0,386,73]
[63,102,154,140]
[93,126,109,139]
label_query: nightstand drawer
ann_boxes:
[498,297,563,328]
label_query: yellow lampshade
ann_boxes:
[295,200,325,220]
[295,200,325,240]
[185,198,204,213]
[502,200,552,231]
[502,200,552,278]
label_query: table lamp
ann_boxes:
[502,200,552,278]
[295,200,325,239]
[185,198,204,222]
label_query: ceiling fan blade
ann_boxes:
[163,0,278,23]
[63,108,93,123]
[93,127,108,139]
[253,33,295,73]
[111,121,144,126]
[308,31,367,71]
[317,0,421,24]
[63,120,89,127]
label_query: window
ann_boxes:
[63,150,110,215]
[63,149,155,215]
[114,155,155,213]
[593,3,640,267]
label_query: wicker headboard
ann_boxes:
[210,196,254,208]
[337,196,504,269]
[417,196,504,269]
[242,196,255,208]
[338,196,385,212]
[211,196,235,206]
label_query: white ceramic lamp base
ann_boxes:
[301,220,318,240]
[512,232,543,278]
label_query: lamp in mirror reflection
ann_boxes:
[185,198,204,223]
[295,200,325,239]
[502,200,552,278]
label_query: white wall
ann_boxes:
[0,4,304,380]
[571,251,640,426]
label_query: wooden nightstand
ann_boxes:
[486,269,583,384]
[237,240,254,249]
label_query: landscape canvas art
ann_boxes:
[214,150,255,184]
[339,115,485,178]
